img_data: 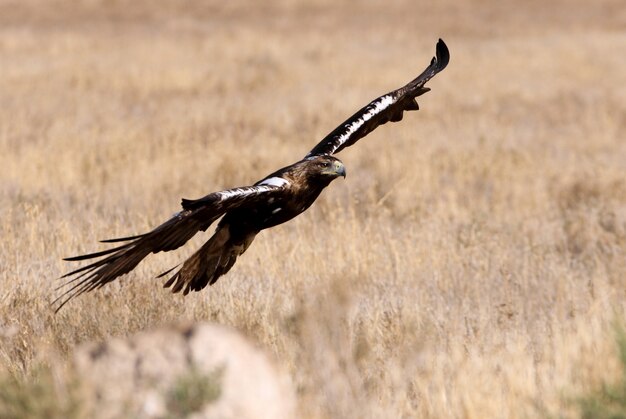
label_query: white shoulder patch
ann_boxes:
[217,189,244,200]
[259,177,289,187]
[216,184,282,202]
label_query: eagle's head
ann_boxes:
[305,155,346,183]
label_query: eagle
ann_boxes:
[55,39,449,311]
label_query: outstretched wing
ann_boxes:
[306,39,449,158]
[54,184,285,311]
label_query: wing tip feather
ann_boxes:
[435,38,450,71]
[100,234,145,243]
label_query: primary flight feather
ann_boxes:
[56,39,450,311]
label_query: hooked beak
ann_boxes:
[334,161,346,178]
[321,160,346,179]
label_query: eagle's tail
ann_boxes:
[160,225,256,295]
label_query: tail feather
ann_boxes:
[156,265,179,279]
[162,226,255,295]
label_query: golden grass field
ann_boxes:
[1,0,625,417]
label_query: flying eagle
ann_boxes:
[55,39,449,311]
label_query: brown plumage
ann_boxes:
[55,39,449,311]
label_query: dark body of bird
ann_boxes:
[56,39,449,311]
[163,156,346,294]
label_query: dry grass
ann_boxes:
[1,0,625,417]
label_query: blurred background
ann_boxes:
[0,0,625,417]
